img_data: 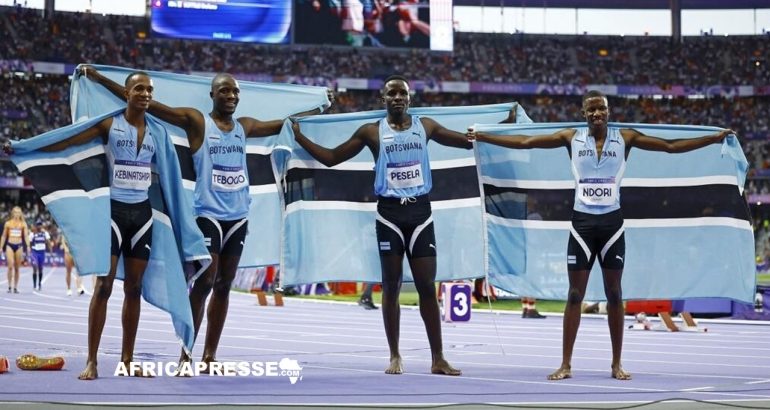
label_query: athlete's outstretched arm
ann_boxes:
[623,128,734,153]
[1,117,111,155]
[468,128,575,150]
[238,117,285,139]
[79,66,126,101]
[79,66,206,151]
[421,117,472,149]
[291,122,372,167]
[40,118,113,152]
[240,89,334,138]
[23,223,30,250]
[0,224,8,250]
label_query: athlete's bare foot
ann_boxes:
[611,365,631,380]
[201,356,218,374]
[547,365,572,380]
[385,356,403,374]
[118,361,154,378]
[176,353,193,377]
[78,361,98,380]
[431,358,461,376]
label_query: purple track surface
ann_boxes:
[1,267,769,407]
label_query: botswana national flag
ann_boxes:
[70,64,330,267]
[473,122,754,303]
[10,110,211,352]
[275,103,530,285]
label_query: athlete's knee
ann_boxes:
[413,278,436,298]
[605,287,623,306]
[380,278,401,300]
[94,280,113,299]
[191,276,214,298]
[123,281,143,300]
[212,275,234,295]
[381,277,401,295]
[567,288,584,305]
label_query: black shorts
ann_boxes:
[31,251,45,269]
[5,242,24,253]
[567,209,625,271]
[196,217,248,257]
[111,199,153,261]
[375,195,436,259]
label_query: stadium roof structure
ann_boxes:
[453,0,770,9]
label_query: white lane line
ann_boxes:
[2,297,768,368]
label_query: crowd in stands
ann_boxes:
[4,77,769,151]
[0,75,70,143]
[0,6,769,263]
[1,7,768,86]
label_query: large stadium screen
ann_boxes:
[151,0,292,44]
[293,0,453,51]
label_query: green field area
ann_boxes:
[758,273,770,285]
[284,273,770,311]
[291,292,568,312]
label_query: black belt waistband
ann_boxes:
[377,194,430,205]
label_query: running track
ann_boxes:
[1,267,769,409]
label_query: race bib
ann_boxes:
[577,178,617,206]
[9,228,21,239]
[387,161,424,190]
[212,164,248,192]
[113,160,152,191]
[32,242,46,252]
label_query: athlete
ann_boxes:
[81,66,330,370]
[467,90,733,380]
[291,75,509,375]
[60,235,85,296]
[8,71,160,380]
[1,206,29,294]
[28,221,51,291]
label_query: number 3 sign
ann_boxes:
[442,283,471,322]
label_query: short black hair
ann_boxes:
[582,89,606,103]
[211,72,236,90]
[382,75,409,88]
[124,71,150,87]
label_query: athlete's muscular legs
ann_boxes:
[380,252,404,374]
[181,253,219,365]
[548,269,590,380]
[5,247,13,291]
[65,252,73,291]
[78,256,119,380]
[602,267,630,380]
[11,248,22,291]
[408,256,460,376]
[120,256,150,376]
[201,254,239,365]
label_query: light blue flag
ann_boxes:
[10,110,212,352]
[70,64,330,267]
[473,122,754,303]
[275,103,529,285]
